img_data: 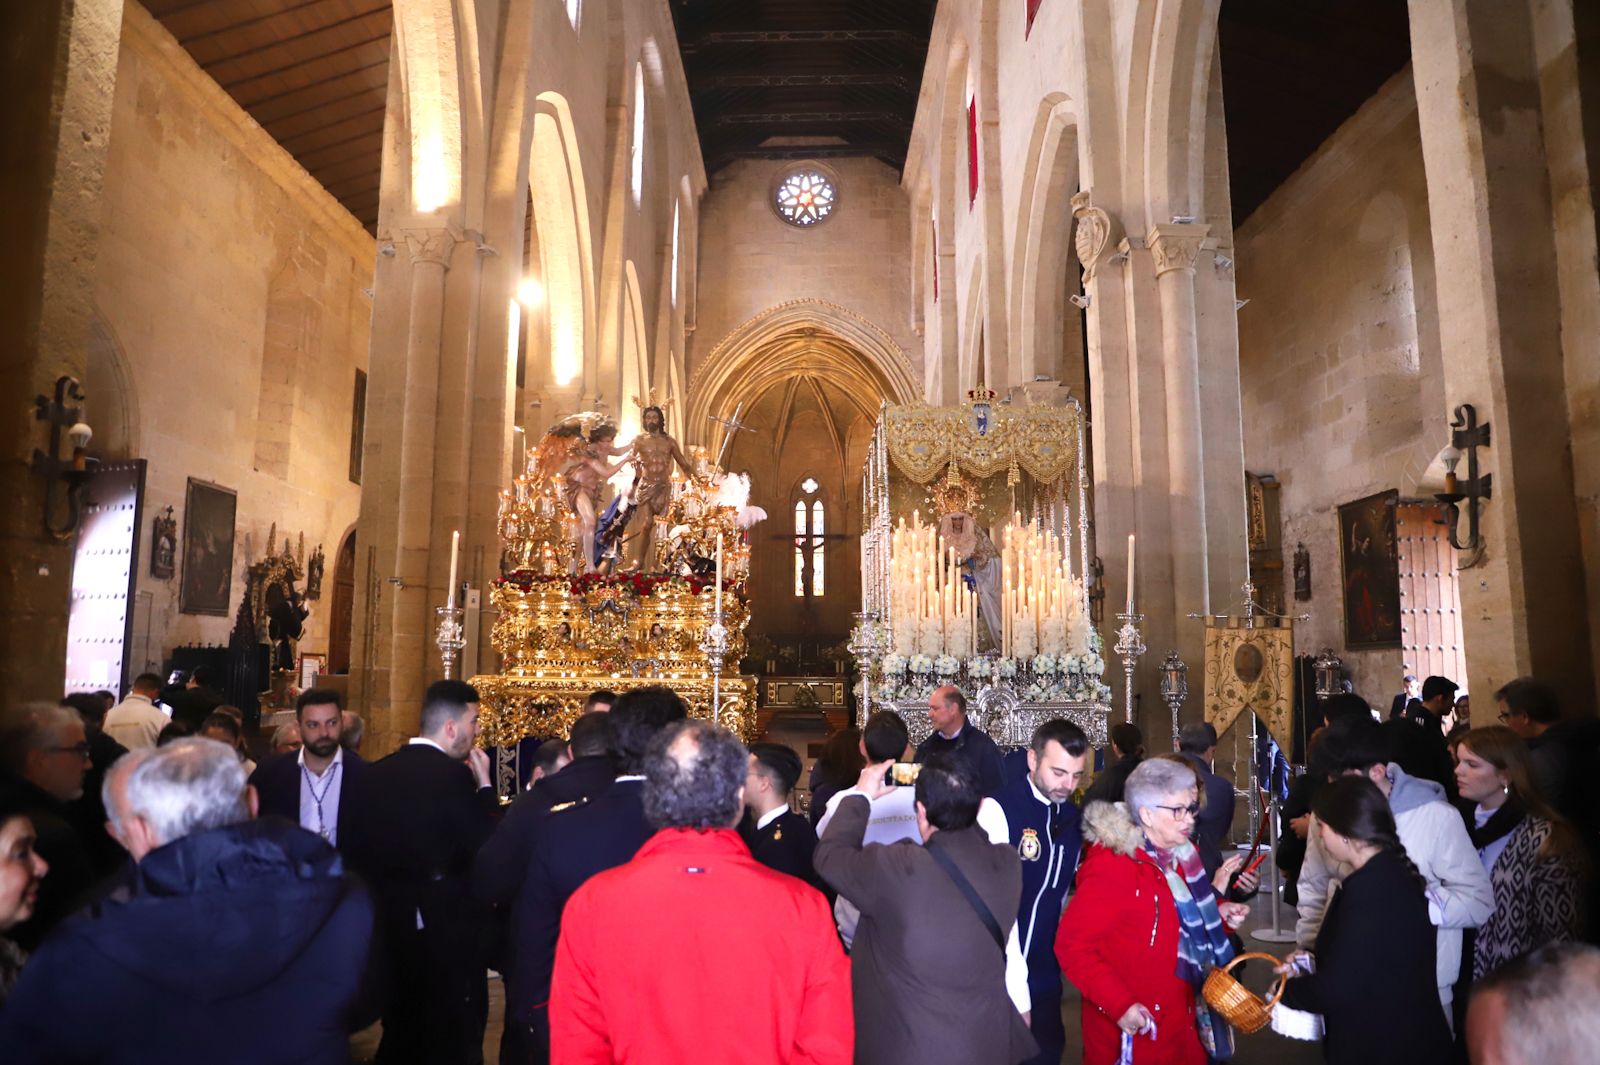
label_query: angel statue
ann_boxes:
[530,413,630,573]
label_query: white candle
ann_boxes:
[1126,533,1136,615]
[715,533,724,618]
[446,529,460,610]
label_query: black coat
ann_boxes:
[509,778,652,1023]
[165,686,224,731]
[1280,849,1453,1065]
[0,820,375,1064]
[740,807,821,891]
[1082,753,1142,806]
[472,754,616,908]
[915,722,1007,797]
[341,744,499,933]
[0,777,96,951]
[248,749,370,849]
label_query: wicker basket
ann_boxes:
[1201,952,1289,1034]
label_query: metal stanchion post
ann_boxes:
[1252,789,1298,944]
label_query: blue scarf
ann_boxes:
[1146,837,1236,1061]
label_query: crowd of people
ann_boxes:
[0,670,1594,1064]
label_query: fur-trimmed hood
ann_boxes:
[1082,800,1144,857]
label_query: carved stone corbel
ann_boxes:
[401,227,460,268]
[1071,190,1122,284]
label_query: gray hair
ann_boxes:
[340,711,365,752]
[642,719,749,830]
[0,703,81,774]
[1124,757,1200,828]
[1475,942,1600,1063]
[124,738,250,847]
[271,722,302,748]
[102,746,158,837]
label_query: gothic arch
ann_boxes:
[1129,0,1221,223]
[685,300,918,448]
[83,309,139,461]
[620,259,650,438]
[530,92,597,392]
[1012,95,1085,389]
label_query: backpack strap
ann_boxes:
[926,842,1005,951]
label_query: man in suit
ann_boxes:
[507,685,687,1064]
[249,688,367,849]
[915,685,1006,797]
[1389,673,1421,721]
[815,753,1037,1065]
[1176,721,1237,878]
[993,719,1090,1065]
[740,742,820,889]
[473,713,615,1065]
[344,680,499,1065]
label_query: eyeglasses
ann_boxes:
[50,743,92,759]
[1154,802,1200,819]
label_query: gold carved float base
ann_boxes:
[470,672,759,746]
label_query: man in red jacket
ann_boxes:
[550,718,853,1064]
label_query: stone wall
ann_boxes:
[88,4,374,680]
[688,156,920,384]
[1236,73,1445,699]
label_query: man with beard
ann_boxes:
[615,405,696,573]
[249,688,369,850]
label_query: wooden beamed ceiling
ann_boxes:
[670,0,937,174]
[148,0,392,233]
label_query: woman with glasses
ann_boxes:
[0,795,50,1009]
[1057,757,1250,1064]
[1452,726,1585,979]
[1276,776,1453,1065]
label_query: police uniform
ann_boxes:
[993,772,1083,1065]
[740,806,821,892]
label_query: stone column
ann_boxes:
[1148,224,1214,619]
[1410,0,1597,707]
[384,227,458,730]
[0,0,125,700]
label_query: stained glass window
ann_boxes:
[793,481,826,597]
[774,171,837,227]
[967,96,979,206]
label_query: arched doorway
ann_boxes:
[328,530,357,674]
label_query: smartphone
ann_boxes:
[886,762,923,786]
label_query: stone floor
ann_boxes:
[350,877,1322,1064]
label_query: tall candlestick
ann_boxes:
[715,533,724,618]
[1126,533,1137,615]
[446,530,460,610]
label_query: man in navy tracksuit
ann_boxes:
[994,719,1090,1065]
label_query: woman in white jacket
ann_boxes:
[1294,717,1493,1029]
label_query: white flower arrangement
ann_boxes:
[881,653,907,675]
[996,657,1019,679]
[1030,653,1058,675]
[1061,653,1083,675]
[1083,652,1106,676]
[934,654,961,676]
[966,656,993,679]
[909,653,935,675]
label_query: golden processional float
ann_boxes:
[470,409,763,795]
[848,388,1113,748]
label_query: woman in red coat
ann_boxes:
[1057,758,1250,1064]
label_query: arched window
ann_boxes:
[670,200,680,306]
[793,477,825,597]
[566,0,581,30]
[631,63,645,206]
[774,169,837,226]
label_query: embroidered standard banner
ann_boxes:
[882,403,1080,485]
[1203,619,1295,752]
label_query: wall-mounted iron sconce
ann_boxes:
[32,375,96,541]
[1433,403,1492,552]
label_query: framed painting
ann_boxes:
[1338,489,1401,649]
[180,478,237,616]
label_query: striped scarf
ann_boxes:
[1147,837,1236,1061]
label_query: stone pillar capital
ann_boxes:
[400,226,462,267]
[1145,223,1212,276]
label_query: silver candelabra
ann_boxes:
[435,604,465,680]
[1113,612,1147,724]
[1159,650,1188,750]
[700,618,729,726]
[847,611,883,725]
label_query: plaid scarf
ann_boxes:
[1146,838,1236,1061]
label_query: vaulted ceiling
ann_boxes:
[669,0,938,174]
[147,0,392,233]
